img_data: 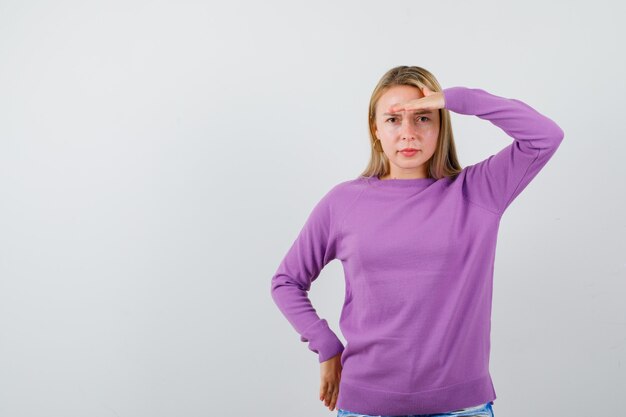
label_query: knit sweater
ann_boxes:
[270,86,564,415]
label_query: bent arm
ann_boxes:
[270,188,344,363]
[443,86,565,215]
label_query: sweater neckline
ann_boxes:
[365,175,437,188]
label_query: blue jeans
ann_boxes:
[337,401,494,417]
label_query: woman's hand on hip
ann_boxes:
[319,353,342,412]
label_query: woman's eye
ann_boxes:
[385,116,428,123]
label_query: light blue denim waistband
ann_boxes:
[337,400,494,417]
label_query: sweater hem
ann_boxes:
[336,373,496,416]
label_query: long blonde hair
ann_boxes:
[359,66,462,180]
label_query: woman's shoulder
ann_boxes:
[326,176,370,197]
[316,176,370,212]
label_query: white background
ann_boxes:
[0,1,624,416]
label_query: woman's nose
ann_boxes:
[400,119,417,140]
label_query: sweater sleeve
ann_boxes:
[270,186,345,363]
[443,86,565,215]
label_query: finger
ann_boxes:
[329,388,339,410]
[319,381,327,401]
[325,384,334,406]
[326,383,338,407]
[389,98,424,113]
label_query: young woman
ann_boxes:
[270,66,564,417]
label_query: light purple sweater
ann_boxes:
[270,86,564,415]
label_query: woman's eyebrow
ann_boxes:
[383,110,433,116]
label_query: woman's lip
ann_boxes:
[400,149,419,155]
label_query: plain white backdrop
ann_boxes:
[0,0,624,416]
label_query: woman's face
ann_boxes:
[374,85,440,178]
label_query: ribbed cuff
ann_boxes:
[443,86,473,114]
[299,319,345,363]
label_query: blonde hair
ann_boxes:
[359,66,462,180]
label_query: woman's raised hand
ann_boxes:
[387,85,445,114]
[319,353,342,412]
